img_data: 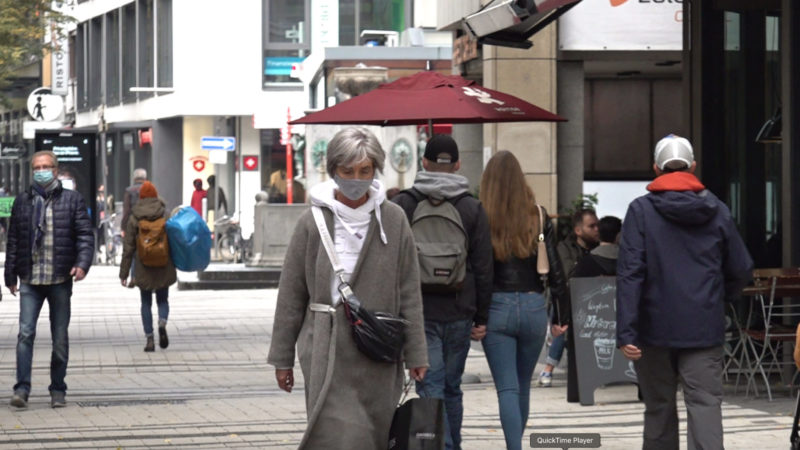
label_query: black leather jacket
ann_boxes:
[492,207,570,325]
[4,183,94,287]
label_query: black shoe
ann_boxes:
[158,322,169,349]
[50,391,66,408]
[144,335,155,352]
[9,390,28,409]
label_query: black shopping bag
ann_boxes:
[388,396,445,450]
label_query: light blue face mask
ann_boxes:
[33,169,55,186]
[334,175,372,201]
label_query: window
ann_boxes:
[138,0,155,100]
[76,23,87,111]
[339,0,407,46]
[88,17,102,108]
[263,0,310,86]
[157,0,173,87]
[122,3,136,103]
[106,10,120,105]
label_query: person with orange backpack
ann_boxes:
[119,181,177,352]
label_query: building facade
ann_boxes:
[685,0,799,267]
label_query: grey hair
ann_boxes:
[132,168,147,181]
[31,151,58,168]
[326,127,385,178]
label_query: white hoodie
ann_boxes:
[308,178,387,304]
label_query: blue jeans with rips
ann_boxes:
[139,287,169,336]
[415,318,473,450]
[15,280,73,395]
[546,327,566,367]
[482,291,548,450]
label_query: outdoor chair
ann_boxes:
[740,268,800,401]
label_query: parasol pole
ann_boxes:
[428,119,433,138]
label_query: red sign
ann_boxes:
[190,155,208,172]
[243,155,259,171]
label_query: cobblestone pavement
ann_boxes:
[0,266,795,449]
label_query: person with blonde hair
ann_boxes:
[479,150,569,450]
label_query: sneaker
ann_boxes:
[144,335,155,352]
[9,390,28,409]
[537,371,552,387]
[158,321,169,349]
[50,391,66,408]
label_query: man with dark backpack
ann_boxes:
[393,134,493,450]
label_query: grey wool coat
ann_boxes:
[267,202,428,450]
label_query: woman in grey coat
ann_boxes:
[267,127,428,449]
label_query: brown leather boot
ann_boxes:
[144,335,155,352]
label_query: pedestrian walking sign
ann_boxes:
[201,136,236,151]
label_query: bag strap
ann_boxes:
[311,206,343,276]
[536,205,550,277]
[311,206,358,310]
[537,204,545,243]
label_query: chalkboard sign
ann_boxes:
[570,277,637,406]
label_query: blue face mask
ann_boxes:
[33,169,55,186]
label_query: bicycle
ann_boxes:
[97,212,122,266]
[214,214,251,263]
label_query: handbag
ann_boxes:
[536,205,549,277]
[311,206,407,363]
[388,380,446,450]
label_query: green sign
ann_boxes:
[0,197,14,218]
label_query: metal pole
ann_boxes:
[286,108,293,205]
[99,109,108,227]
[214,163,219,259]
[237,116,242,224]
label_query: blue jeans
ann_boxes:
[15,281,73,394]
[415,318,472,450]
[140,287,169,336]
[482,292,548,450]
[546,329,566,367]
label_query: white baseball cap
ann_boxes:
[654,134,694,171]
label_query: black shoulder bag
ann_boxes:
[312,206,407,363]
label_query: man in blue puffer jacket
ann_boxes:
[5,151,94,410]
[617,134,753,450]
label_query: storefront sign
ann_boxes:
[190,155,207,172]
[559,0,683,51]
[453,34,479,66]
[51,35,69,95]
[265,57,306,76]
[26,87,64,122]
[0,143,24,160]
[243,155,259,171]
[35,131,97,224]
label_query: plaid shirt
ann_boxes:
[28,201,67,285]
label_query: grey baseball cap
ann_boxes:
[654,134,694,171]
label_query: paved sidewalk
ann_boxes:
[0,266,795,449]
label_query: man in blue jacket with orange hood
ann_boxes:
[616,134,753,450]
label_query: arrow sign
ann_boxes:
[201,136,236,151]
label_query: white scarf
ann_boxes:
[309,178,388,244]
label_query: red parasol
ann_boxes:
[290,71,566,126]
